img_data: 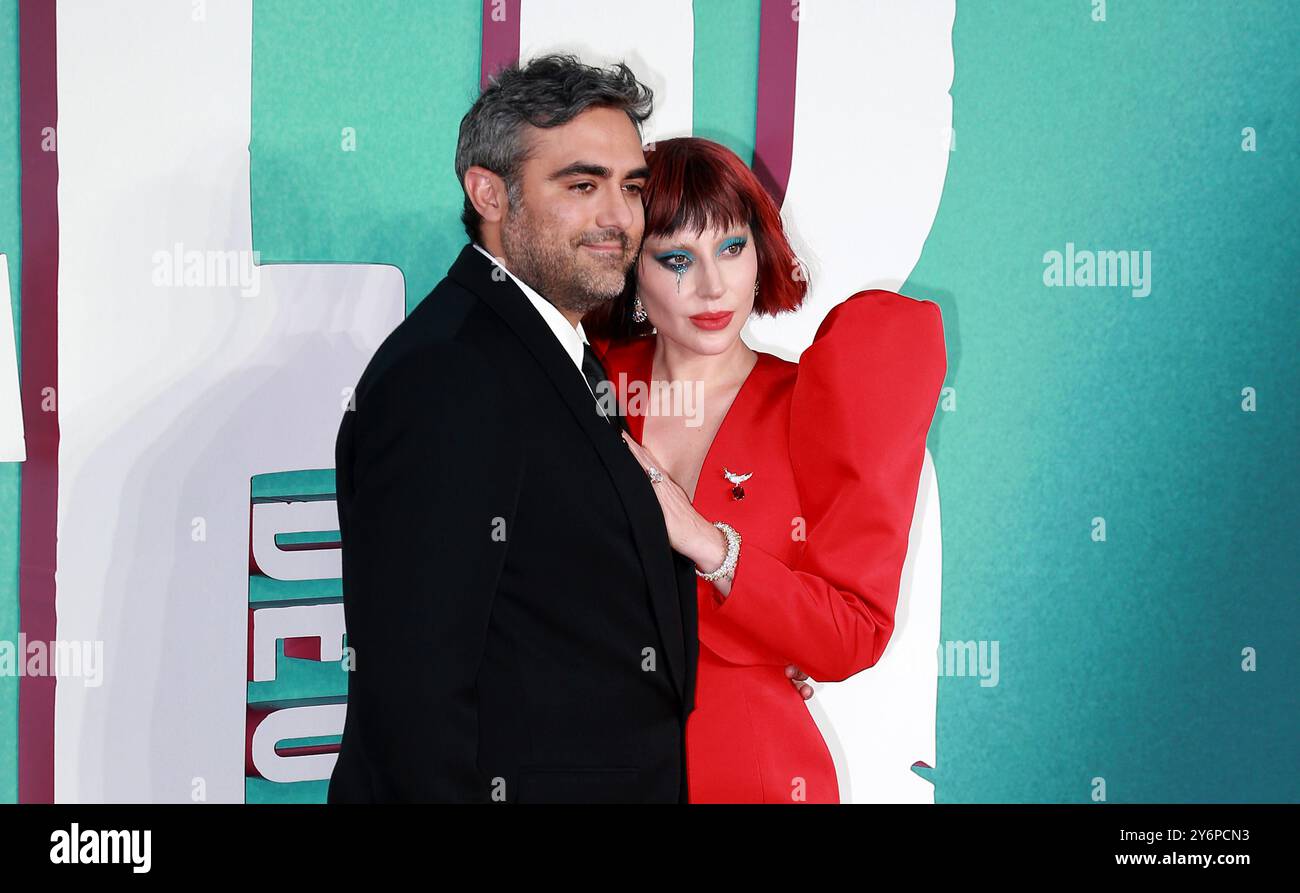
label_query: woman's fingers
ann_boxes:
[785,665,814,700]
[622,430,667,471]
[619,431,703,557]
[620,431,650,468]
[622,432,679,495]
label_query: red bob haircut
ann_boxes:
[583,136,809,341]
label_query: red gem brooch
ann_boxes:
[723,468,752,501]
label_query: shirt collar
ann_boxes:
[472,242,587,369]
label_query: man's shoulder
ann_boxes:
[355,274,507,402]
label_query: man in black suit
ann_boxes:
[327,54,698,803]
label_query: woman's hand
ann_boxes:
[619,436,813,702]
[787,665,813,700]
[621,430,733,596]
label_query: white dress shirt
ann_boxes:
[472,243,602,404]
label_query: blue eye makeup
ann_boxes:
[654,234,748,291]
[654,249,694,276]
[654,236,746,269]
[719,236,748,255]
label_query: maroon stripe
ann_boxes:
[480,0,521,91]
[17,0,59,804]
[754,0,799,207]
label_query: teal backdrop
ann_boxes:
[0,0,1295,802]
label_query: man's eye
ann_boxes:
[572,182,595,193]
[624,183,644,194]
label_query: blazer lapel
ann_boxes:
[446,244,688,702]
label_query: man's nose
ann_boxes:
[593,183,636,232]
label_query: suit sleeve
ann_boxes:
[342,342,520,801]
[697,290,947,682]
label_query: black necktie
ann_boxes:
[581,343,628,433]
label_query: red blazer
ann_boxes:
[595,290,947,803]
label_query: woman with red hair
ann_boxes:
[585,137,947,803]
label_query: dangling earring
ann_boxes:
[752,281,759,301]
[632,294,648,324]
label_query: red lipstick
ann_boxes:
[689,311,734,331]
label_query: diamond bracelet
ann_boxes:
[695,521,741,582]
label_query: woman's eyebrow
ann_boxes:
[656,231,748,251]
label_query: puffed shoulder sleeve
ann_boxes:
[699,289,947,681]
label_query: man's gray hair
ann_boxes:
[455,53,654,244]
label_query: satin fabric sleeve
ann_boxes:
[698,290,947,682]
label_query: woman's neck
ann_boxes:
[651,332,757,393]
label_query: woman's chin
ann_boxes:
[678,327,740,355]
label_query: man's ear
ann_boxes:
[464,166,508,224]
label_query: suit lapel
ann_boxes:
[446,244,687,702]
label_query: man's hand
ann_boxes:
[787,664,813,700]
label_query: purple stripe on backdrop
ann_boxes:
[754,0,799,207]
[17,0,58,804]
[478,0,797,205]
[481,0,521,90]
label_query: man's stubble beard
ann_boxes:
[500,196,636,317]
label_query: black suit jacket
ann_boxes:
[327,243,699,803]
